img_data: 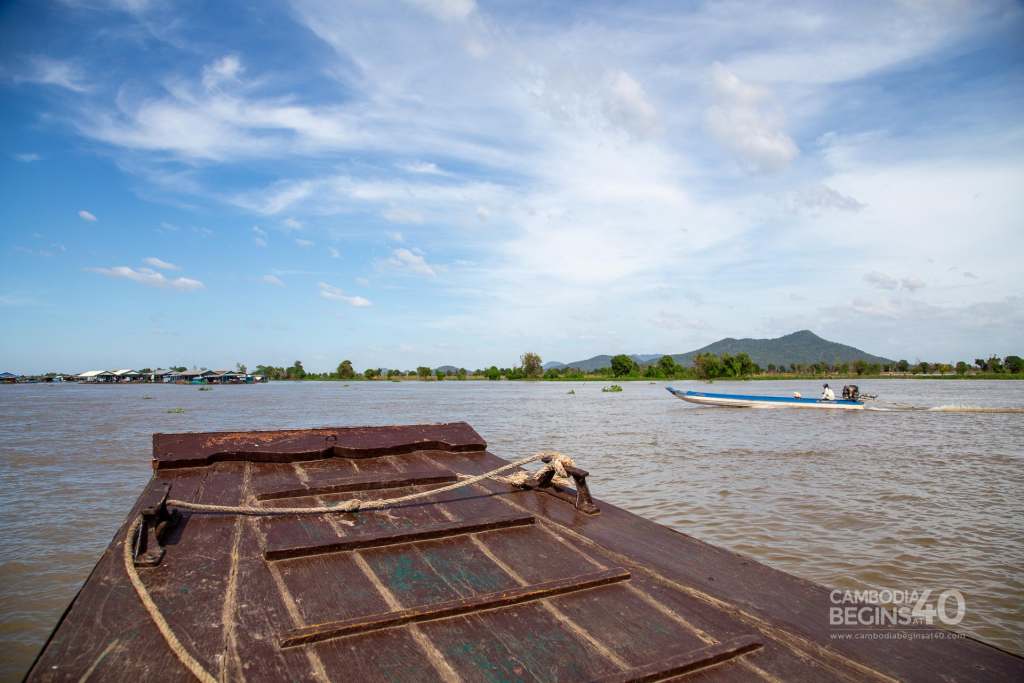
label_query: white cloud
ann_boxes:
[78,210,97,222]
[16,56,90,92]
[386,248,437,277]
[327,246,340,258]
[143,256,179,271]
[252,225,267,247]
[404,0,475,22]
[201,55,243,91]
[387,231,404,243]
[318,282,371,306]
[705,63,798,172]
[14,153,42,162]
[295,238,314,247]
[398,160,446,175]
[261,274,284,287]
[88,266,204,291]
[282,217,303,230]
[790,185,866,213]
[603,70,658,138]
[382,207,424,224]
[863,272,926,292]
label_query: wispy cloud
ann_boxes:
[252,225,267,247]
[398,160,447,175]
[386,248,437,277]
[201,54,243,91]
[863,271,926,292]
[78,210,97,222]
[261,274,284,287]
[13,153,42,163]
[295,238,314,248]
[282,217,302,230]
[327,246,340,258]
[318,282,371,307]
[15,56,90,92]
[88,266,204,291]
[143,256,179,270]
[705,62,797,172]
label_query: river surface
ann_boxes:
[1,379,1022,679]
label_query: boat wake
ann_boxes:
[867,404,1024,414]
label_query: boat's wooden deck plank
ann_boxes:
[312,628,447,683]
[219,515,333,682]
[549,583,714,667]
[276,552,390,626]
[25,467,213,682]
[417,603,621,682]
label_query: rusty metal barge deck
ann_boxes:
[27,423,1023,681]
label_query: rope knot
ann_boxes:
[336,499,361,512]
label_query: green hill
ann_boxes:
[669,330,892,368]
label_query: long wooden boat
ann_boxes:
[668,387,866,410]
[27,423,1022,681]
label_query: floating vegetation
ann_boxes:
[167,407,186,414]
[198,387,213,391]
[142,396,154,400]
[602,385,623,393]
[567,389,575,395]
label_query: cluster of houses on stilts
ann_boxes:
[0,369,266,384]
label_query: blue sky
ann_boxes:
[1,0,1022,373]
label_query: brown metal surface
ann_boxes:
[27,422,1024,682]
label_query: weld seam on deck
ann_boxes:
[264,512,535,561]
[591,635,763,683]
[257,473,459,501]
[279,566,631,647]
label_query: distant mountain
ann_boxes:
[669,330,892,368]
[546,354,664,372]
[553,331,892,370]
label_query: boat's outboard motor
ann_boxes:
[842,385,860,401]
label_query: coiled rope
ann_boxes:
[124,450,574,682]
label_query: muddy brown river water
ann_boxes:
[1,379,1022,679]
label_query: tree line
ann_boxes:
[249,352,1024,382]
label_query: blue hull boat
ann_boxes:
[667,386,865,410]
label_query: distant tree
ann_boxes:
[766,363,776,374]
[286,360,306,380]
[337,360,355,379]
[139,367,153,374]
[387,368,400,378]
[974,358,987,371]
[544,367,561,379]
[485,366,501,381]
[915,361,928,374]
[657,355,678,377]
[644,364,662,379]
[457,368,467,380]
[955,361,969,375]
[693,353,722,380]
[417,366,432,380]
[520,352,543,378]
[853,360,867,376]
[364,368,379,380]
[172,366,187,373]
[897,359,909,372]
[986,355,1004,373]
[1004,356,1023,374]
[435,369,445,381]
[236,362,247,374]
[610,354,636,377]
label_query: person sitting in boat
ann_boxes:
[820,383,835,401]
